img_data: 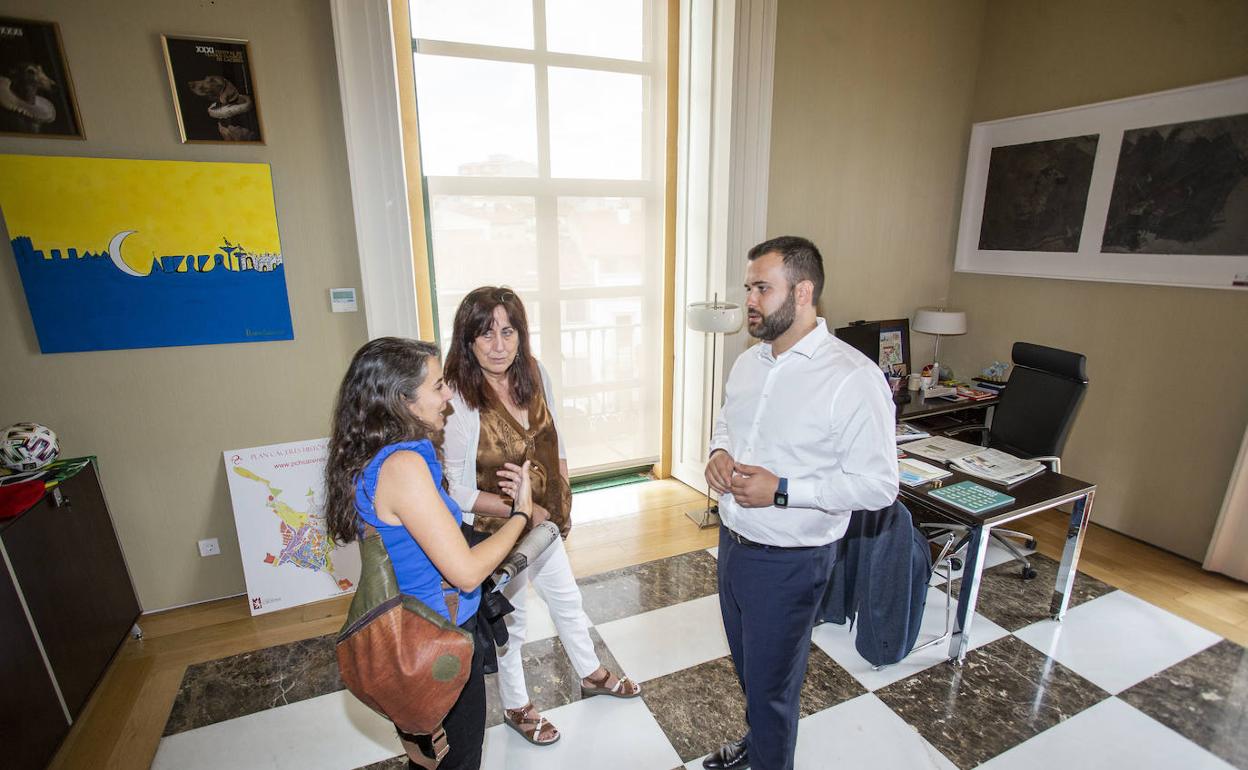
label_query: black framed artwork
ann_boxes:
[162,35,264,144]
[0,16,84,138]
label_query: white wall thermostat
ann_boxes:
[329,287,358,313]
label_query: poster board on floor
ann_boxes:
[223,438,359,616]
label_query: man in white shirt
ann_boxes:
[702,236,899,770]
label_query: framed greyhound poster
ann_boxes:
[161,35,264,144]
[0,16,84,139]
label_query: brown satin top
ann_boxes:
[472,383,572,538]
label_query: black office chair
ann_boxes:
[922,342,1088,579]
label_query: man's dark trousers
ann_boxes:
[717,526,837,770]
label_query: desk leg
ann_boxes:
[1051,490,1095,620]
[950,524,991,665]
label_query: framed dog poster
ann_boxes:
[0,16,84,138]
[162,35,264,143]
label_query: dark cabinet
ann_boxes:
[0,460,141,770]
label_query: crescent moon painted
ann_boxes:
[107,230,144,276]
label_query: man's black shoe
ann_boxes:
[702,737,749,769]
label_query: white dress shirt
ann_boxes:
[443,361,566,524]
[710,317,899,547]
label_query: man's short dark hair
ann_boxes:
[747,235,825,298]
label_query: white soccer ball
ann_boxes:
[0,422,61,471]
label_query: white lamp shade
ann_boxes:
[912,308,967,335]
[686,301,743,333]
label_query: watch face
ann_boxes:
[775,492,788,507]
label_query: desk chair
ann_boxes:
[923,342,1088,579]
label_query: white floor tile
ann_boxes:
[812,584,1009,691]
[594,594,729,683]
[684,693,956,770]
[1014,590,1220,694]
[482,695,681,770]
[153,690,399,770]
[706,546,719,559]
[977,697,1235,770]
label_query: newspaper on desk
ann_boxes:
[950,448,1045,486]
[902,436,983,463]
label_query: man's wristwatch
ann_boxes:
[774,477,789,508]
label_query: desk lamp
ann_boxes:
[685,294,743,528]
[912,307,967,382]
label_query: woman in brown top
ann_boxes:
[443,287,640,746]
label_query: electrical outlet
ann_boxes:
[198,538,221,557]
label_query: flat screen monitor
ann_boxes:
[833,318,911,376]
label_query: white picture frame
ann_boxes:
[954,76,1248,290]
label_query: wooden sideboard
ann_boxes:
[0,460,141,769]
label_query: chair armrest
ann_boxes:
[1030,455,1061,473]
[944,424,988,442]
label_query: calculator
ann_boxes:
[927,480,1015,515]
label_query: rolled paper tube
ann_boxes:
[492,521,560,588]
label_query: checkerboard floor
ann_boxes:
[153,544,1247,770]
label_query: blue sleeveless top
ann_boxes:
[354,439,480,625]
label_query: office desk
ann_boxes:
[897,391,999,423]
[899,468,1096,664]
[894,393,1095,665]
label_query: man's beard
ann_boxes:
[747,288,796,341]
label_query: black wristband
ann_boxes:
[509,509,531,526]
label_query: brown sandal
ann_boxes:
[503,703,560,746]
[580,667,642,698]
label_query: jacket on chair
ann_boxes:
[820,500,931,666]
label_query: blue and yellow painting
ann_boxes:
[0,154,293,353]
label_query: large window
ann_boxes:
[409,1,667,474]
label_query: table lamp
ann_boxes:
[685,294,743,528]
[912,307,966,382]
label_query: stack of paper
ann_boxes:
[896,423,930,443]
[899,457,952,487]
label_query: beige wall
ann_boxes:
[943,0,1248,560]
[0,0,368,609]
[766,0,986,357]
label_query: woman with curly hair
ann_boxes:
[324,337,547,769]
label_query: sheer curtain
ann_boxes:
[1205,424,1248,582]
[408,0,667,475]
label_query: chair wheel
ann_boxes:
[1024,538,1037,550]
[950,557,963,571]
[1021,567,1037,580]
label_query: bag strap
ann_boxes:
[400,726,450,769]
[361,519,460,624]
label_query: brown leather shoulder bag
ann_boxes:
[336,525,473,768]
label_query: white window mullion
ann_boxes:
[531,0,562,387]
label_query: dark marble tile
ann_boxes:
[163,633,342,735]
[355,756,407,770]
[1120,638,1248,769]
[482,627,624,729]
[876,635,1109,769]
[950,551,1114,632]
[641,647,866,762]
[576,549,719,625]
